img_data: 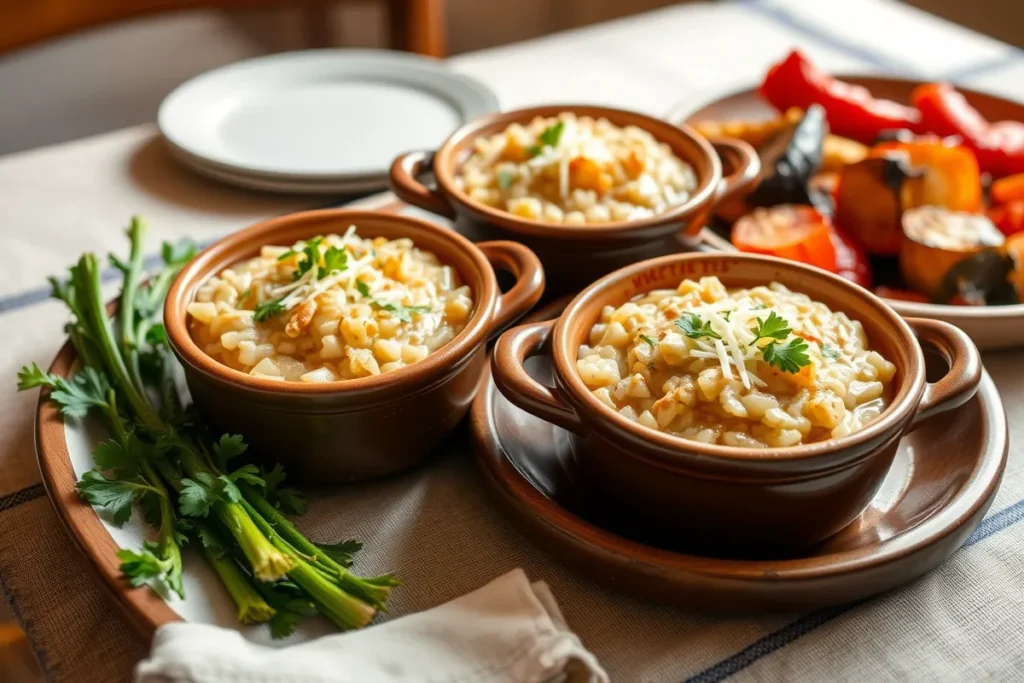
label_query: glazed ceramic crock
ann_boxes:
[165,209,544,485]
[491,252,982,553]
[389,104,759,296]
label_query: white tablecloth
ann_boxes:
[1,1,1023,681]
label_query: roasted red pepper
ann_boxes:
[988,201,1024,236]
[829,227,872,287]
[870,138,982,213]
[912,83,1024,178]
[759,50,922,144]
[991,173,1024,205]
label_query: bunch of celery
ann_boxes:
[17,218,397,637]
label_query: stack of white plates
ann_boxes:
[158,50,499,195]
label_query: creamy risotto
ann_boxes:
[576,277,897,448]
[188,228,473,382]
[453,113,697,224]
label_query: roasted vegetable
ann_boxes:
[991,174,1024,205]
[829,227,871,287]
[759,50,922,143]
[870,138,982,213]
[1004,232,1024,297]
[912,83,1024,178]
[694,108,804,149]
[933,249,1018,305]
[899,207,1005,298]
[988,200,1024,237]
[747,105,831,213]
[822,135,868,172]
[833,153,920,255]
[732,205,837,271]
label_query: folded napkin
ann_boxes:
[135,569,608,683]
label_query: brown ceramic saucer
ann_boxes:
[665,75,1024,350]
[470,299,1008,613]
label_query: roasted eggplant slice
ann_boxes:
[900,207,1004,298]
[747,104,832,213]
[933,249,1018,305]
[899,206,1010,303]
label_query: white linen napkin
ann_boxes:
[135,569,608,683]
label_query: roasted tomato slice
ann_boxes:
[732,205,838,271]
[829,227,872,288]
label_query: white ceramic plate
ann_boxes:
[159,49,499,186]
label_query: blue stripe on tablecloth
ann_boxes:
[685,496,1024,683]
[944,52,1024,84]
[739,0,919,74]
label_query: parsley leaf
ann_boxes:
[319,246,348,278]
[496,169,516,189]
[749,311,792,346]
[639,334,657,347]
[675,312,721,340]
[262,464,308,515]
[527,121,565,157]
[294,237,323,280]
[77,471,157,527]
[253,297,285,322]
[356,280,371,298]
[145,323,166,345]
[762,337,811,373]
[117,543,172,588]
[228,463,266,490]
[17,364,110,418]
[178,472,220,518]
[722,310,732,322]
[316,539,362,568]
[821,342,841,360]
[371,300,431,323]
[212,434,247,467]
[161,239,199,269]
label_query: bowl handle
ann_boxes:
[492,319,584,433]
[709,137,760,202]
[906,317,982,432]
[389,150,456,219]
[477,241,546,337]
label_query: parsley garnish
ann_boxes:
[315,539,363,568]
[749,311,792,346]
[762,337,811,373]
[722,310,732,322]
[496,169,516,189]
[639,334,657,346]
[179,472,242,518]
[319,246,347,278]
[527,121,565,157]
[356,280,371,298]
[371,300,430,323]
[675,312,721,340]
[821,342,841,360]
[253,297,285,322]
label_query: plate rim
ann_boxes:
[470,300,1008,607]
[158,48,500,181]
[663,73,1024,328]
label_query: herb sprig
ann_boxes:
[676,312,721,340]
[527,121,565,157]
[749,311,792,346]
[371,300,431,323]
[762,337,811,373]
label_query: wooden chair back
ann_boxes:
[0,0,445,56]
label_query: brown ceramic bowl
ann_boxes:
[165,209,544,485]
[491,252,982,553]
[389,104,759,296]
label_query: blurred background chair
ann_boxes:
[0,0,445,56]
[0,0,445,154]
